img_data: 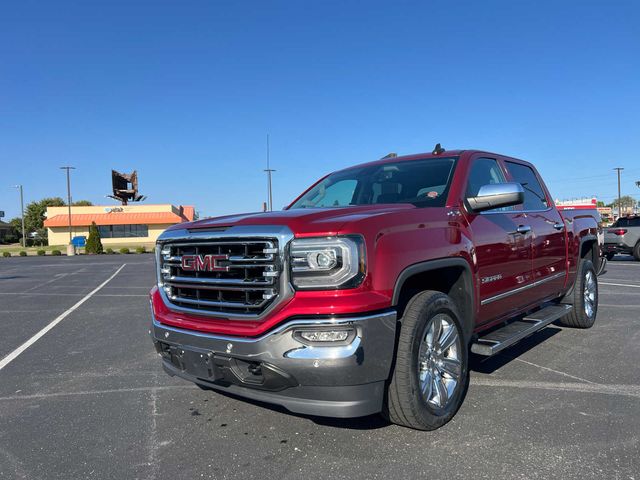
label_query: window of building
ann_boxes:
[98,224,149,238]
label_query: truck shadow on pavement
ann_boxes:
[199,327,562,431]
[207,388,392,430]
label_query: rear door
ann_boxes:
[463,156,534,325]
[503,160,567,301]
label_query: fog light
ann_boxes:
[293,327,355,344]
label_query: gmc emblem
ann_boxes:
[181,254,230,272]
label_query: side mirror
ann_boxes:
[467,183,524,213]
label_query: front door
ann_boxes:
[463,156,534,325]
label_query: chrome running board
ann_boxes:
[471,304,573,356]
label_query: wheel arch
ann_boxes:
[392,258,475,340]
[579,234,598,264]
[564,234,598,300]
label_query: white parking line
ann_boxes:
[600,278,640,284]
[0,264,127,372]
[600,282,640,288]
[0,261,149,268]
[598,303,640,308]
[0,385,190,401]
[471,378,640,398]
[23,268,88,292]
[0,292,147,297]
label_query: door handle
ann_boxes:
[513,225,531,235]
[553,222,565,231]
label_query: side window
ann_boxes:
[466,158,512,213]
[466,158,507,197]
[505,161,549,211]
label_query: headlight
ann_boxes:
[290,236,365,289]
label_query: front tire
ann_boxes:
[384,291,469,430]
[559,259,598,328]
[633,242,640,262]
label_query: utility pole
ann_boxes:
[13,185,26,248]
[264,134,275,211]
[614,167,624,218]
[60,166,76,254]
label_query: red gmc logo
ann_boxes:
[181,254,230,272]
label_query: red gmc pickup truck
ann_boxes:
[150,147,600,430]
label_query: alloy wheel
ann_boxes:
[584,270,597,318]
[417,314,462,409]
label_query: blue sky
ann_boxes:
[1,0,639,220]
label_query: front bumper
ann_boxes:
[150,310,397,418]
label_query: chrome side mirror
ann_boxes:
[467,183,524,213]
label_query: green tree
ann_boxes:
[24,197,65,234]
[85,222,103,254]
[596,200,605,207]
[72,200,93,206]
[607,195,636,209]
[6,217,23,243]
[607,195,638,215]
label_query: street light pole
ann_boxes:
[13,185,26,248]
[614,167,624,218]
[60,166,76,253]
[264,134,275,212]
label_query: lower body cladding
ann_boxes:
[150,311,397,418]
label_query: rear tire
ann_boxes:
[559,259,598,328]
[384,291,469,430]
[633,242,640,262]
[605,252,615,261]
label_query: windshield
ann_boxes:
[289,157,457,209]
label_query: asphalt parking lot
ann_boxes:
[0,255,638,480]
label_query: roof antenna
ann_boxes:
[432,143,445,155]
[380,152,398,159]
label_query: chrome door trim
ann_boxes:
[480,271,566,306]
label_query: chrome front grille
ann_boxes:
[158,239,281,316]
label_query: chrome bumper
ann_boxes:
[150,311,397,418]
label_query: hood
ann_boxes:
[170,204,416,236]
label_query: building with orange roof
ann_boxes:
[44,204,195,247]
